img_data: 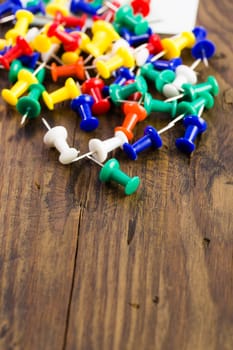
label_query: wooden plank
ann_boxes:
[65,1,233,349]
[0,0,232,349]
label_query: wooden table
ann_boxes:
[0,1,233,349]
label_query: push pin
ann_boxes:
[175,105,207,154]
[99,158,140,195]
[16,83,45,125]
[131,0,151,17]
[2,68,39,106]
[177,92,214,116]
[140,63,175,93]
[84,20,120,58]
[151,31,196,62]
[70,0,101,15]
[82,77,111,115]
[109,75,147,105]
[72,130,128,163]
[123,125,162,160]
[0,36,33,69]
[150,57,182,72]
[115,102,147,141]
[5,9,34,43]
[42,118,79,165]
[42,78,81,110]
[192,26,216,67]
[166,75,219,102]
[113,4,149,35]
[50,57,86,82]
[54,12,87,29]
[162,62,199,98]
[143,92,177,117]
[46,22,81,52]
[103,67,135,96]
[95,46,135,79]
[46,0,70,17]
[71,94,99,132]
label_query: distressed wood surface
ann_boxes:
[0,1,233,349]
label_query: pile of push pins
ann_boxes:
[0,0,219,195]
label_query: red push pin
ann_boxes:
[147,33,164,55]
[131,0,151,17]
[50,57,86,82]
[114,102,147,141]
[82,77,111,115]
[0,36,33,69]
[54,12,87,29]
[47,22,81,52]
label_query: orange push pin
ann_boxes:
[114,102,147,141]
[42,77,81,110]
[5,10,34,43]
[95,47,135,79]
[51,57,86,82]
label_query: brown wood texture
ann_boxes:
[0,1,233,349]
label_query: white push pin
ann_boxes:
[72,130,128,163]
[42,118,79,164]
[162,59,200,98]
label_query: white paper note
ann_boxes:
[147,0,199,34]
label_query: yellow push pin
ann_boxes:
[42,77,81,110]
[85,20,120,58]
[46,0,70,17]
[5,10,34,43]
[151,31,196,62]
[95,47,135,79]
[1,69,38,106]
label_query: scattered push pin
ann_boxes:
[162,61,199,98]
[192,26,216,67]
[99,158,140,195]
[166,75,219,102]
[16,83,45,125]
[72,130,128,163]
[82,77,111,114]
[50,57,86,82]
[42,78,81,110]
[71,94,99,132]
[0,36,33,69]
[115,101,147,141]
[175,105,207,154]
[42,118,80,164]
[5,9,34,43]
[151,31,196,62]
[113,4,149,35]
[123,125,162,160]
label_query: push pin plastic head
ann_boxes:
[123,125,162,160]
[42,119,79,164]
[71,94,99,132]
[175,114,207,154]
[99,158,140,195]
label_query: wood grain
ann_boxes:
[0,1,233,349]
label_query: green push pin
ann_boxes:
[109,76,147,105]
[114,5,149,35]
[8,60,46,84]
[182,76,220,101]
[177,92,214,116]
[16,83,45,125]
[144,92,177,117]
[140,63,175,93]
[99,158,140,195]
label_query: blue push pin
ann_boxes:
[150,57,182,72]
[103,67,135,96]
[123,125,162,160]
[70,0,101,15]
[26,0,45,15]
[19,52,40,69]
[71,94,99,132]
[175,113,207,154]
[192,26,216,66]
[0,0,22,16]
[120,27,152,47]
